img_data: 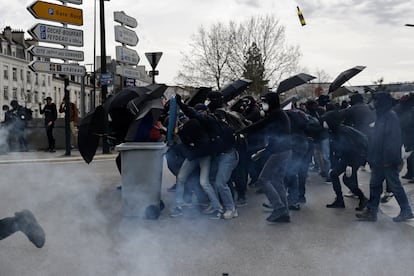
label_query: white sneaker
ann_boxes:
[223,208,238,220]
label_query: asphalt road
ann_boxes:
[1,158,414,276]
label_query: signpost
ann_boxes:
[29,61,86,76]
[27,0,84,156]
[114,11,138,28]
[28,45,84,61]
[115,46,140,65]
[116,65,140,79]
[28,23,83,46]
[114,25,139,46]
[27,0,83,26]
[145,52,163,84]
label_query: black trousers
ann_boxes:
[330,159,364,198]
[46,123,55,149]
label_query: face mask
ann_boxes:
[262,103,269,112]
[323,121,329,129]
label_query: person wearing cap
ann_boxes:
[356,92,414,222]
[239,92,292,223]
[39,97,58,152]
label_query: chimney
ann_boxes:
[3,26,12,41]
[12,30,26,45]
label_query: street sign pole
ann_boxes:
[145,52,162,84]
[100,0,109,154]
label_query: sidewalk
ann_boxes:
[0,148,117,164]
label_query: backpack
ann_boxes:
[178,118,211,160]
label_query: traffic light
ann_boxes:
[297,6,306,26]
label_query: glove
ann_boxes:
[402,145,413,160]
[345,166,352,177]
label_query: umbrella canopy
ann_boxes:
[331,86,353,98]
[220,79,252,103]
[78,105,105,164]
[329,66,366,93]
[276,73,316,94]
[124,98,164,141]
[186,87,212,107]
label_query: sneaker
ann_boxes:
[289,204,301,211]
[208,209,223,220]
[14,210,46,248]
[262,202,273,212]
[266,213,290,224]
[355,196,368,211]
[343,191,359,199]
[402,174,413,180]
[380,192,394,203]
[223,209,238,220]
[235,198,247,207]
[170,206,183,217]
[355,209,377,221]
[326,198,345,208]
[392,212,414,222]
[167,184,177,192]
[298,196,307,204]
[49,149,56,153]
[202,205,216,214]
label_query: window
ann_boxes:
[48,76,51,86]
[3,65,8,79]
[12,67,17,81]
[34,91,39,103]
[27,90,32,103]
[20,69,24,81]
[21,88,25,100]
[3,86,9,100]
[35,73,38,85]
[42,75,46,86]
[26,71,31,83]
[12,87,17,99]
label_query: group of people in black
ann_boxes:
[164,89,414,223]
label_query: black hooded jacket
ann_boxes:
[323,110,368,167]
[368,92,402,167]
[239,92,291,154]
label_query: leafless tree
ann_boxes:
[176,15,301,90]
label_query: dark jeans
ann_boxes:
[259,150,292,216]
[330,159,364,198]
[367,166,413,214]
[0,216,17,240]
[46,123,55,150]
[298,140,313,199]
[285,138,308,205]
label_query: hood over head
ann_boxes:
[322,110,343,131]
[261,92,280,111]
[373,92,393,116]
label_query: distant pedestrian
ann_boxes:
[39,97,57,152]
[8,100,30,152]
[59,98,79,148]
[356,92,414,222]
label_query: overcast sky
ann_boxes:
[2,0,414,87]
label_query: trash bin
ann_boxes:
[116,142,166,218]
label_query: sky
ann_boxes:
[2,0,414,87]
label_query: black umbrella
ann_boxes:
[186,87,212,106]
[78,105,105,164]
[276,73,316,94]
[329,66,366,93]
[220,79,252,103]
[124,98,165,141]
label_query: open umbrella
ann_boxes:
[276,73,316,94]
[329,66,366,93]
[78,105,105,164]
[220,79,252,103]
[186,87,212,107]
[124,98,164,141]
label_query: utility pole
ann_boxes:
[100,0,110,154]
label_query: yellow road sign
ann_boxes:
[27,1,83,26]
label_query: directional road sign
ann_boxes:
[28,45,84,61]
[27,1,83,26]
[59,0,82,4]
[29,61,86,76]
[114,25,139,46]
[116,65,140,79]
[115,46,140,65]
[29,23,83,47]
[114,11,138,28]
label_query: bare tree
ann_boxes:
[176,15,301,90]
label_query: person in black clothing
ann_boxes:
[322,110,368,211]
[39,97,58,152]
[9,100,29,152]
[239,92,292,223]
[0,209,45,248]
